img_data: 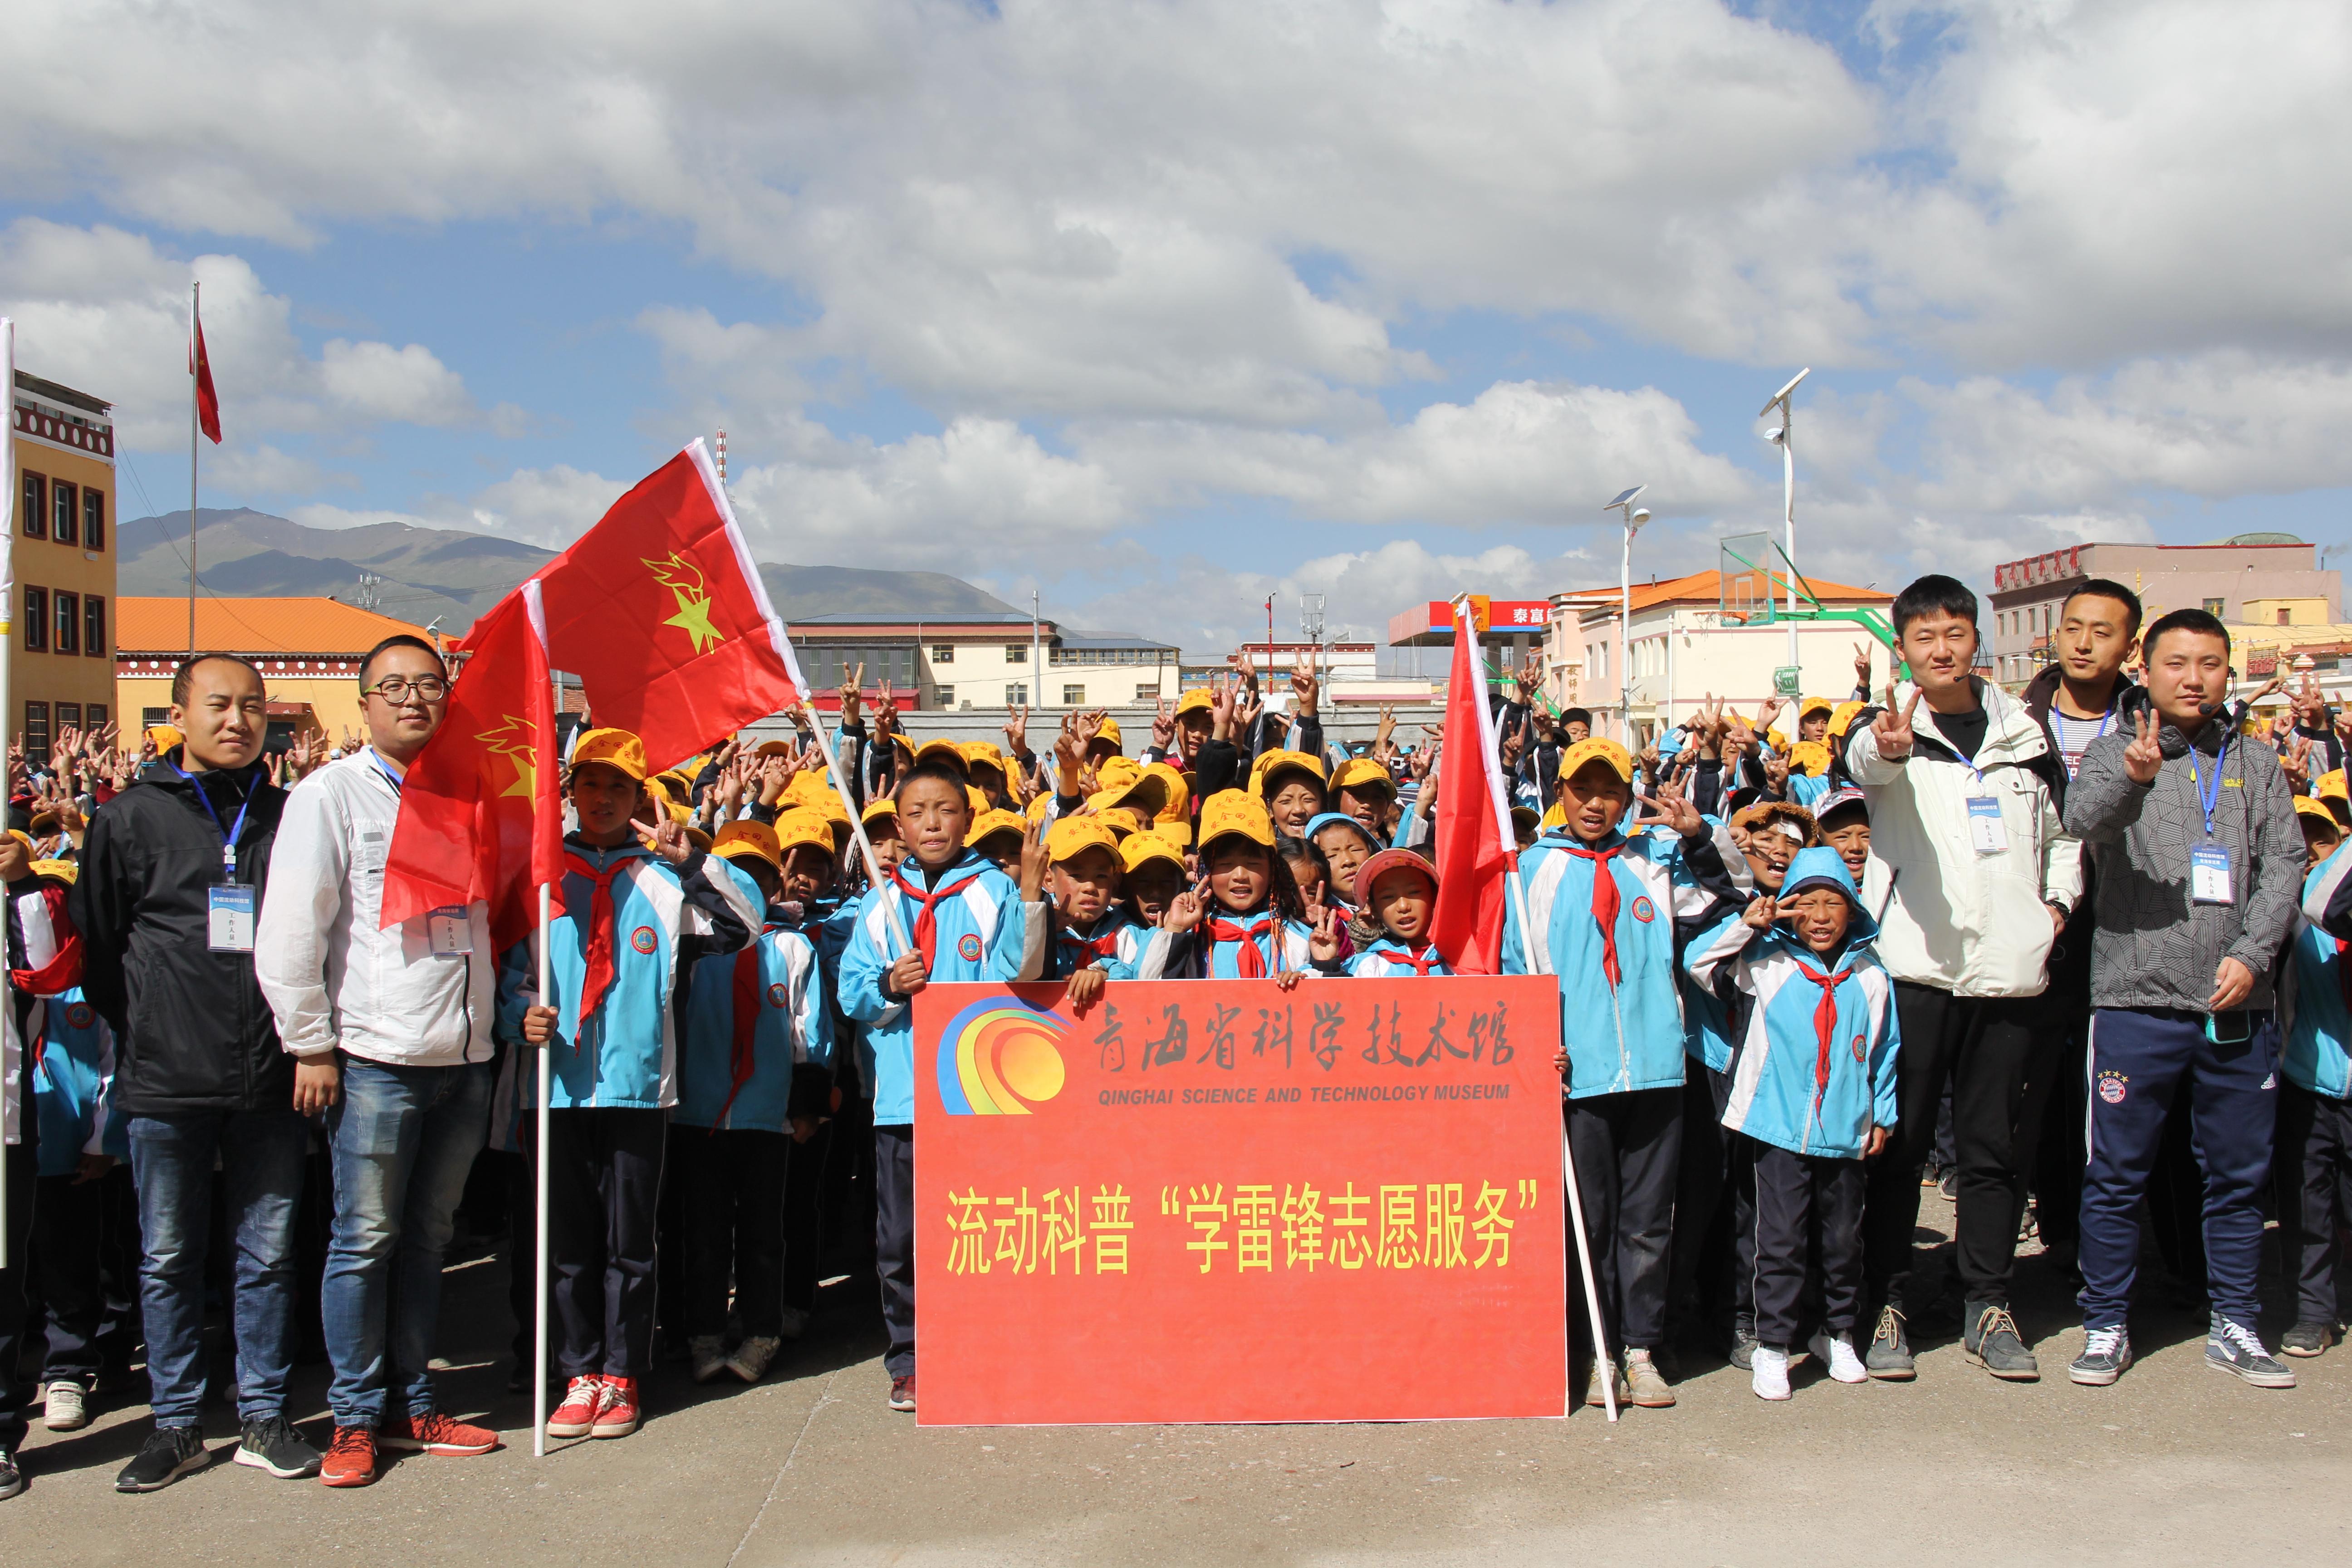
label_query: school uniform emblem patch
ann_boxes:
[2097,1072,2127,1105]
[767,982,789,1009]
[1851,1033,1866,1062]
[957,932,985,961]
[1629,896,1657,924]
[66,1002,95,1030]
[630,925,658,955]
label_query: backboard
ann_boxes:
[1719,533,1777,624]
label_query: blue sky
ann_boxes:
[5,0,2348,653]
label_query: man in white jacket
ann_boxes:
[1842,575,2083,1385]
[255,635,501,1487]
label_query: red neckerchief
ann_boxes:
[1058,916,1122,975]
[889,863,975,969]
[1372,941,1444,976]
[1206,913,1273,978]
[1791,953,1857,1122]
[715,922,789,1131]
[1560,842,1624,988]
[564,851,642,1025]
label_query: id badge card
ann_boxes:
[1966,792,2009,855]
[208,884,256,952]
[2190,843,2234,905]
[426,906,475,956]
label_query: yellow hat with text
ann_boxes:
[1198,789,1277,850]
[573,727,648,782]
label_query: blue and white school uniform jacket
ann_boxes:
[1787,772,1834,809]
[29,988,128,1175]
[1503,819,1747,1100]
[1346,938,1452,978]
[675,917,835,1132]
[494,839,760,1111]
[1685,918,1899,1159]
[1160,909,1321,980]
[1045,907,1162,983]
[2279,903,2352,1101]
[838,851,1044,1126]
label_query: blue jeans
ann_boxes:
[322,1058,493,1427]
[127,1108,310,1427]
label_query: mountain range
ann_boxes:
[116,509,1022,631]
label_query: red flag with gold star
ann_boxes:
[381,580,565,951]
[529,440,807,769]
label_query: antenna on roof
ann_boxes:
[353,572,383,612]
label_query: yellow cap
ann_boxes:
[1788,740,1832,777]
[572,727,648,782]
[146,723,185,753]
[1798,695,1835,719]
[1557,736,1635,783]
[1540,799,1566,831]
[1828,701,1867,738]
[961,740,1007,779]
[968,808,1028,849]
[640,775,691,825]
[5,829,30,849]
[967,785,990,817]
[1144,762,1191,845]
[1120,831,1186,875]
[782,770,835,811]
[1331,757,1395,797]
[29,858,76,886]
[1249,749,1328,800]
[682,825,715,853]
[862,797,901,829]
[2295,794,2339,829]
[773,812,837,861]
[1025,790,1053,825]
[1174,687,1213,716]
[1764,727,1787,753]
[753,738,798,757]
[1092,717,1123,753]
[711,819,782,869]
[1047,815,1122,864]
[914,737,969,775]
[2318,769,2349,804]
[1198,789,1277,850]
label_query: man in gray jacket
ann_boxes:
[2062,607,2303,1390]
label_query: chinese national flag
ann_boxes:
[381,581,565,951]
[1427,600,1517,974]
[530,441,806,770]
[190,309,221,445]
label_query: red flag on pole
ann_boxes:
[190,308,221,445]
[529,441,805,770]
[1427,598,1518,974]
[380,581,565,951]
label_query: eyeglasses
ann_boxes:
[364,676,450,703]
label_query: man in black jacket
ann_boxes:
[69,654,321,1492]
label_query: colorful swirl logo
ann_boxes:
[936,996,1069,1116]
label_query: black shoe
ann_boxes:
[0,1447,21,1501]
[2280,1321,2333,1358]
[232,1415,322,1479]
[117,1426,211,1493]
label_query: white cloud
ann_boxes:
[462,465,636,548]
[317,339,475,427]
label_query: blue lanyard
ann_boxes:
[2187,735,2229,838]
[173,762,255,876]
[371,751,405,796]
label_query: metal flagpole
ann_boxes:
[0,316,15,1268]
[188,282,201,655]
[533,881,552,1455]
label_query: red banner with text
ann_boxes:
[913,975,1567,1425]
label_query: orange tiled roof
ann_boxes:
[1558,568,1891,616]
[115,597,429,657]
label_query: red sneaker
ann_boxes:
[379,1410,500,1456]
[320,1425,377,1488]
[888,1374,916,1412]
[546,1376,603,1440]
[590,1377,641,1438]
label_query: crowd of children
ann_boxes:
[2,572,2349,1497]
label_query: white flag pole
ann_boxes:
[1454,593,1616,1422]
[800,700,913,953]
[533,879,552,1455]
[1,317,15,1269]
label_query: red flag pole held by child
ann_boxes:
[1428,593,1620,1421]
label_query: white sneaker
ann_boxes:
[1808,1331,1868,1384]
[688,1334,729,1384]
[44,1380,90,1431]
[1751,1346,1792,1401]
[776,1306,809,1342]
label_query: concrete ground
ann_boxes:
[4,1191,2344,1567]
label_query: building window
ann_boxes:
[1006,644,1027,664]
[1007,683,1028,706]
[2204,598,2225,617]
[52,480,78,546]
[56,701,80,735]
[934,685,954,707]
[143,706,171,726]
[20,473,45,539]
[2278,608,2292,626]
[932,644,954,664]
[1134,683,1159,702]
[54,591,78,655]
[85,594,106,657]
[22,586,47,652]
[1062,684,1085,705]
[83,488,105,552]
[86,703,106,732]
[22,702,49,760]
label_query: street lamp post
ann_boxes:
[1604,485,1651,745]
[1759,368,1811,672]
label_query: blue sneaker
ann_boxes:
[2206,1317,2294,1388]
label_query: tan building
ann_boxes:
[10,370,121,754]
[117,596,438,748]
